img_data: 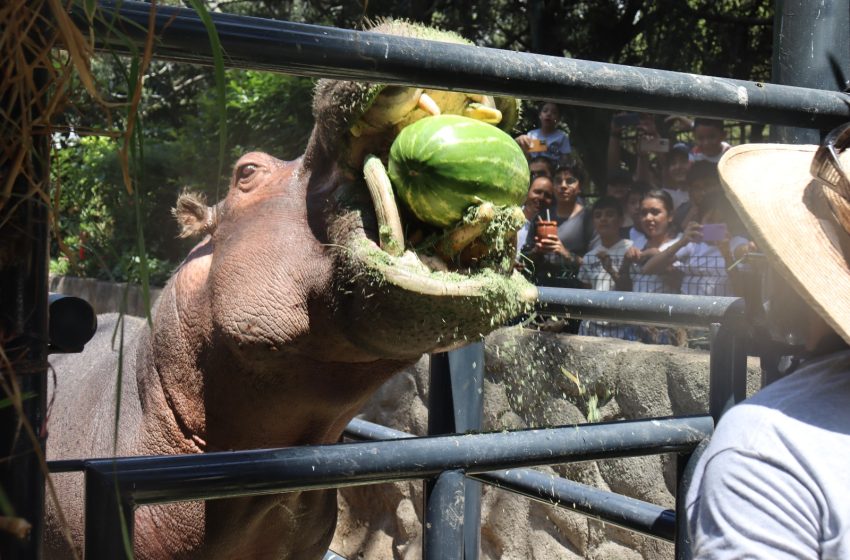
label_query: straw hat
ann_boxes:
[718,137,850,345]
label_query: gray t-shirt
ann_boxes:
[686,349,850,559]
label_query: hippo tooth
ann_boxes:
[417,92,441,116]
[464,102,502,124]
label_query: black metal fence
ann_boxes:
[5,1,849,559]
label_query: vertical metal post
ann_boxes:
[772,0,850,143]
[0,17,50,558]
[425,342,485,560]
[424,469,466,560]
[675,322,747,558]
[84,467,135,560]
[706,323,748,422]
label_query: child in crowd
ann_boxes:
[515,102,572,165]
[516,176,555,258]
[529,156,554,181]
[674,161,719,231]
[606,168,632,206]
[690,118,731,163]
[623,182,650,246]
[663,142,691,210]
[605,168,634,235]
[620,190,684,344]
[578,197,636,340]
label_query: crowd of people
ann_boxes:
[513,102,756,344]
[514,102,850,557]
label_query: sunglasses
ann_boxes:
[811,122,850,199]
[809,121,850,265]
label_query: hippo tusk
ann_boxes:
[464,102,502,124]
[417,92,441,116]
[363,154,405,256]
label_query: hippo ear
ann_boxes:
[172,191,220,238]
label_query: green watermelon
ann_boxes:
[388,115,529,229]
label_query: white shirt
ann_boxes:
[578,238,633,291]
[675,236,748,296]
[687,349,850,560]
[629,227,647,248]
[631,235,681,293]
[663,187,689,210]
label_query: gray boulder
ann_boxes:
[332,327,761,560]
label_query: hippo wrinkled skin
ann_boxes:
[45,21,536,560]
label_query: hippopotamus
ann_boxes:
[45,21,536,560]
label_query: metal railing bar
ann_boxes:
[71,1,850,129]
[536,288,746,329]
[344,418,413,441]
[47,459,86,473]
[82,415,713,506]
[345,419,677,542]
[471,469,676,542]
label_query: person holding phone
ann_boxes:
[642,190,750,297]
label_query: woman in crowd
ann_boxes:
[619,190,685,344]
[516,175,555,259]
[621,190,681,293]
[520,164,593,288]
[642,190,750,297]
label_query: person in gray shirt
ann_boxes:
[686,124,850,559]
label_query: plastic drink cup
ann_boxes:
[527,138,547,153]
[536,220,559,241]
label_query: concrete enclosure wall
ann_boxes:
[49,276,162,318]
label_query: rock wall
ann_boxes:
[332,327,761,560]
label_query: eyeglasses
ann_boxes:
[811,122,850,201]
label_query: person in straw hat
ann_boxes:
[685,124,850,558]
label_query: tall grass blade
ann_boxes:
[184,0,228,197]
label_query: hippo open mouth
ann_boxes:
[316,40,538,359]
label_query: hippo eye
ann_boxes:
[237,164,257,182]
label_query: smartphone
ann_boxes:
[701,223,728,242]
[638,136,670,153]
[612,112,641,128]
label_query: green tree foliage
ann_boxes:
[52,0,773,283]
[51,135,187,284]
